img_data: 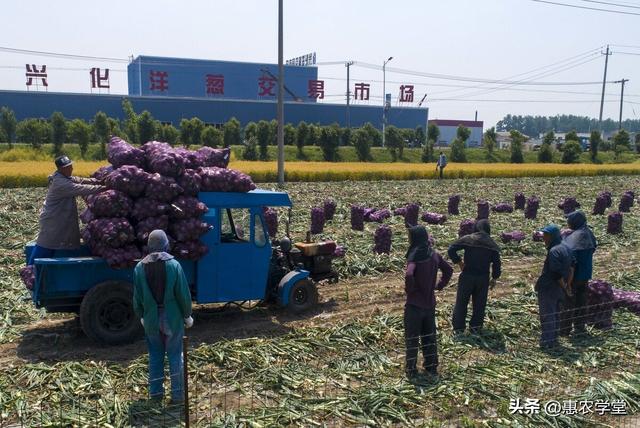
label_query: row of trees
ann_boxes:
[496,114,640,136]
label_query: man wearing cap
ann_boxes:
[536,224,574,349]
[30,156,105,264]
[561,211,597,336]
[133,230,193,404]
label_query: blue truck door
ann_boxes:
[215,208,263,301]
[197,208,219,303]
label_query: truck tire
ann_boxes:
[287,279,318,313]
[79,281,142,345]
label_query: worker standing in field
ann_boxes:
[560,211,596,336]
[404,225,453,380]
[436,152,447,179]
[30,156,105,264]
[448,219,501,335]
[536,224,574,350]
[133,230,194,404]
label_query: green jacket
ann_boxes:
[133,258,192,336]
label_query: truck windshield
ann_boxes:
[221,208,250,243]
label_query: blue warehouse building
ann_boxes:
[0,55,428,130]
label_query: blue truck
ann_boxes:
[25,189,334,345]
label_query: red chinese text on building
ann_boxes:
[90,68,110,89]
[150,70,169,92]
[258,75,277,97]
[399,85,414,103]
[307,79,325,99]
[206,74,224,95]
[354,83,370,101]
[25,64,48,87]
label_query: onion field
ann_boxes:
[1,176,640,426]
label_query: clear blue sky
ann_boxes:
[1,0,639,127]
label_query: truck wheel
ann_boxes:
[287,279,318,313]
[79,281,142,345]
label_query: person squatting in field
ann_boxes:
[560,211,597,337]
[30,155,106,263]
[535,224,575,349]
[403,225,453,381]
[447,219,502,334]
[133,230,194,404]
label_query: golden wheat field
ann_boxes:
[2,160,640,187]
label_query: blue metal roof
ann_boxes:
[198,189,292,208]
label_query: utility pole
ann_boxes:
[614,78,629,130]
[277,0,284,186]
[382,56,393,148]
[346,61,353,129]
[598,45,612,132]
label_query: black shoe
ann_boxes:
[406,369,419,381]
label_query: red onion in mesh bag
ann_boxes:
[458,219,476,238]
[333,245,346,258]
[532,231,544,242]
[310,207,325,234]
[612,288,640,316]
[92,165,114,181]
[131,197,170,221]
[607,211,623,234]
[146,173,183,202]
[263,207,278,238]
[393,207,407,216]
[142,141,172,157]
[492,203,514,213]
[586,280,614,329]
[618,191,634,212]
[85,217,135,248]
[323,199,337,221]
[421,212,447,225]
[108,137,146,168]
[174,147,202,170]
[169,196,208,219]
[173,240,209,260]
[599,191,613,208]
[196,146,231,168]
[448,195,461,215]
[169,218,212,242]
[477,200,489,220]
[405,203,420,227]
[148,149,186,178]
[514,192,526,210]
[20,265,35,290]
[500,230,526,243]
[176,169,202,197]
[363,208,379,222]
[85,190,133,218]
[96,244,141,269]
[351,205,365,231]
[105,165,149,197]
[373,224,392,254]
[525,196,540,220]
[79,208,95,225]
[592,195,608,215]
[558,197,580,215]
[136,215,169,243]
[198,167,256,193]
[369,209,391,223]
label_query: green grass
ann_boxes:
[1,143,637,164]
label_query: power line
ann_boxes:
[616,51,640,56]
[530,0,640,15]
[0,46,129,62]
[579,0,640,9]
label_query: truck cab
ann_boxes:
[25,190,317,345]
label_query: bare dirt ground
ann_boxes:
[0,257,541,367]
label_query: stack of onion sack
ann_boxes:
[373,224,392,254]
[525,196,540,220]
[607,212,623,234]
[514,192,526,210]
[448,195,461,215]
[618,191,635,212]
[458,219,476,237]
[477,200,489,220]
[592,194,608,215]
[500,231,526,243]
[81,137,251,267]
[492,203,513,214]
[558,197,580,215]
[585,280,614,329]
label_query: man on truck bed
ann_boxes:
[133,230,194,404]
[29,156,105,264]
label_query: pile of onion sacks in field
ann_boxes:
[81,137,256,268]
